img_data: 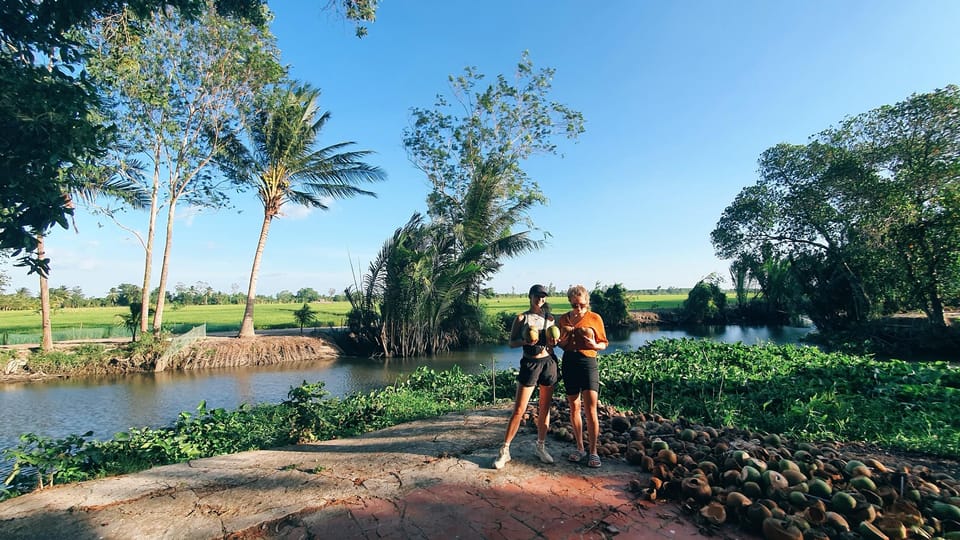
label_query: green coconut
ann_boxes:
[781,468,808,486]
[808,478,832,499]
[761,470,789,493]
[763,433,783,447]
[788,490,808,507]
[742,481,763,499]
[651,439,669,452]
[931,501,960,521]
[778,459,801,473]
[849,475,877,491]
[843,460,867,477]
[679,428,696,442]
[831,491,857,514]
[741,465,762,484]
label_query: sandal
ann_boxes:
[568,450,586,463]
[587,454,601,468]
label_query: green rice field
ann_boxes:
[0,294,689,345]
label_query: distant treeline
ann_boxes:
[0,282,696,312]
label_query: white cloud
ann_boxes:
[176,205,203,226]
[280,204,315,220]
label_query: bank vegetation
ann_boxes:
[3,340,957,502]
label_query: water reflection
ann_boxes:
[1,325,813,467]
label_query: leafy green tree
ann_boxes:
[82,2,284,336]
[712,142,881,329]
[589,283,631,328]
[713,86,960,331]
[837,85,960,328]
[403,52,583,296]
[0,0,266,276]
[295,288,321,303]
[216,84,384,338]
[292,303,317,335]
[348,53,583,356]
[683,275,727,324]
[346,213,487,357]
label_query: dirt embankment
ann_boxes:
[162,334,341,371]
[1,331,342,384]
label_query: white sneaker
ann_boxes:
[535,441,554,464]
[493,445,511,469]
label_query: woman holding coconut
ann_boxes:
[492,284,560,469]
[557,284,608,468]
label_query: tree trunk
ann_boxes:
[152,203,177,335]
[140,165,161,337]
[924,277,947,329]
[38,236,53,351]
[238,215,272,338]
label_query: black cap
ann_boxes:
[529,284,548,297]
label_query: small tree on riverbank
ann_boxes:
[293,303,317,335]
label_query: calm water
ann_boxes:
[0,325,813,464]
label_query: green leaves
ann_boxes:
[713,85,960,331]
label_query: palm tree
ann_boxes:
[222,84,385,338]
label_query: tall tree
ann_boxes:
[218,84,383,338]
[712,142,884,329]
[839,85,960,328]
[350,52,584,355]
[0,0,266,276]
[83,1,284,335]
[713,86,960,331]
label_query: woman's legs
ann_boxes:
[566,393,584,453]
[583,389,600,466]
[504,383,535,445]
[536,384,553,442]
[494,384,534,469]
[534,384,555,463]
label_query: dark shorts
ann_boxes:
[518,355,558,388]
[561,351,599,395]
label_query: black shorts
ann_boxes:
[518,355,558,388]
[561,351,599,395]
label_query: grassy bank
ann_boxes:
[3,339,956,500]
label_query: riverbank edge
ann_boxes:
[0,331,342,384]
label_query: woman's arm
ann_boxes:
[508,313,525,349]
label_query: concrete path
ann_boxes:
[0,407,730,539]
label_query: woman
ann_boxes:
[557,284,608,468]
[492,284,559,469]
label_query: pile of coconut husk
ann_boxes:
[537,400,960,540]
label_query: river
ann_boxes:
[0,325,813,465]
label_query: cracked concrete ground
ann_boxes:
[0,407,727,539]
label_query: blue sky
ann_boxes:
[5,0,960,298]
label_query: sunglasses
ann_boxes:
[570,303,587,309]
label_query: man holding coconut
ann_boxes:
[492,284,560,469]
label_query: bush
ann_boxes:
[683,279,727,323]
[589,284,632,327]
